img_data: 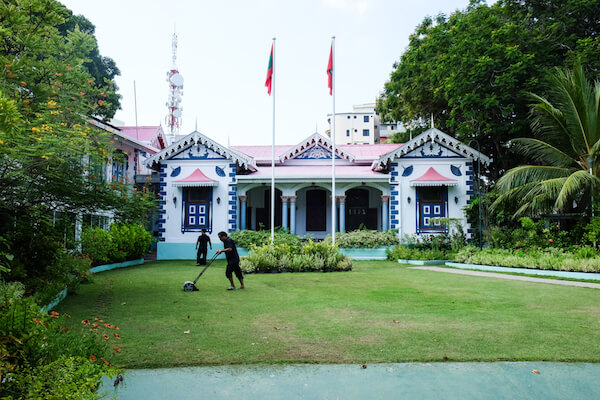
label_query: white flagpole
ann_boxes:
[271,38,276,245]
[331,36,336,245]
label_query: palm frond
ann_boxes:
[555,170,598,210]
[510,138,578,168]
[495,165,572,193]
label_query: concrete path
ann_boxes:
[409,266,600,289]
[103,362,600,399]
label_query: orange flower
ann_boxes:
[80,92,85,95]
[101,357,110,366]
[20,81,26,86]
[82,320,90,325]
[33,318,42,323]
[93,323,100,328]
[55,72,62,76]
[103,334,109,340]
[90,355,97,362]
[64,313,71,318]
[66,66,73,71]
[95,318,104,322]
[114,333,121,339]
[50,311,59,317]
[113,346,121,352]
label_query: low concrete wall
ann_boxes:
[398,259,449,265]
[157,242,248,260]
[90,258,145,273]
[40,288,68,313]
[445,261,600,281]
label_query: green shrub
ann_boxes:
[81,227,112,265]
[326,230,399,248]
[453,246,600,272]
[82,223,151,266]
[386,245,449,261]
[229,229,302,249]
[0,287,120,399]
[241,241,352,273]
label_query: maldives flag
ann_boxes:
[327,44,333,95]
[265,44,273,95]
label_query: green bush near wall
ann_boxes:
[325,230,399,248]
[81,223,151,266]
[229,229,303,249]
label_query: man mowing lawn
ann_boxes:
[217,231,245,290]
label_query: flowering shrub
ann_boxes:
[0,282,120,398]
[239,241,352,273]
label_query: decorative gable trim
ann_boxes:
[144,130,256,171]
[280,132,355,163]
[372,128,492,171]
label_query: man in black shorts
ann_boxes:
[216,231,245,290]
[195,228,212,265]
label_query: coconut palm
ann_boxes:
[493,63,600,217]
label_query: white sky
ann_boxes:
[60,0,473,146]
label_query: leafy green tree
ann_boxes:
[0,0,153,290]
[378,0,600,180]
[493,63,600,217]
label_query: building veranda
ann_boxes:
[144,128,491,259]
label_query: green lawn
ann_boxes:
[56,260,600,368]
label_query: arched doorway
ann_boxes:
[306,188,327,231]
[346,188,377,231]
[246,186,282,230]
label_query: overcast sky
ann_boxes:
[60,0,475,146]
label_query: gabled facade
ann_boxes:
[145,128,490,260]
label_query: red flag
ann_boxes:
[327,44,333,95]
[265,44,273,95]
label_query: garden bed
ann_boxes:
[445,262,600,281]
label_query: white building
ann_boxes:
[144,127,490,260]
[327,103,381,144]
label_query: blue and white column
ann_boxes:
[239,195,247,230]
[338,196,346,233]
[281,196,289,231]
[381,195,389,231]
[289,196,296,234]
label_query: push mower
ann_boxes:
[183,252,220,291]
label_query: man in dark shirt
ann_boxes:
[216,231,244,290]
[195,228,212,266]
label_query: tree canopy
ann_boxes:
[493,63,600,217]
[377,0,600,180]
[0,0,152,289]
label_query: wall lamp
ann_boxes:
[454,196,459,204]
[216,197,221,204]
[407,196,411,204]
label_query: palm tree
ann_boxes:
[493,63,600,217]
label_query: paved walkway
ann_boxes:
[103,362,600,399]
[409,266,600,289]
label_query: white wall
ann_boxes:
[161,159,234,245]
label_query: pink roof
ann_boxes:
[338,143,403,158]
[238,164,387,179]
[232,145,294,160]
[174,169,217,187]
[232,143,402,161]
[119,126,161,142]
[411,167,456,186]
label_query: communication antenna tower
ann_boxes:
[165,30,183,135]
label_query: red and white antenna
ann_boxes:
[165,29,183,135]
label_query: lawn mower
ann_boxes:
[183,252,220,291]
